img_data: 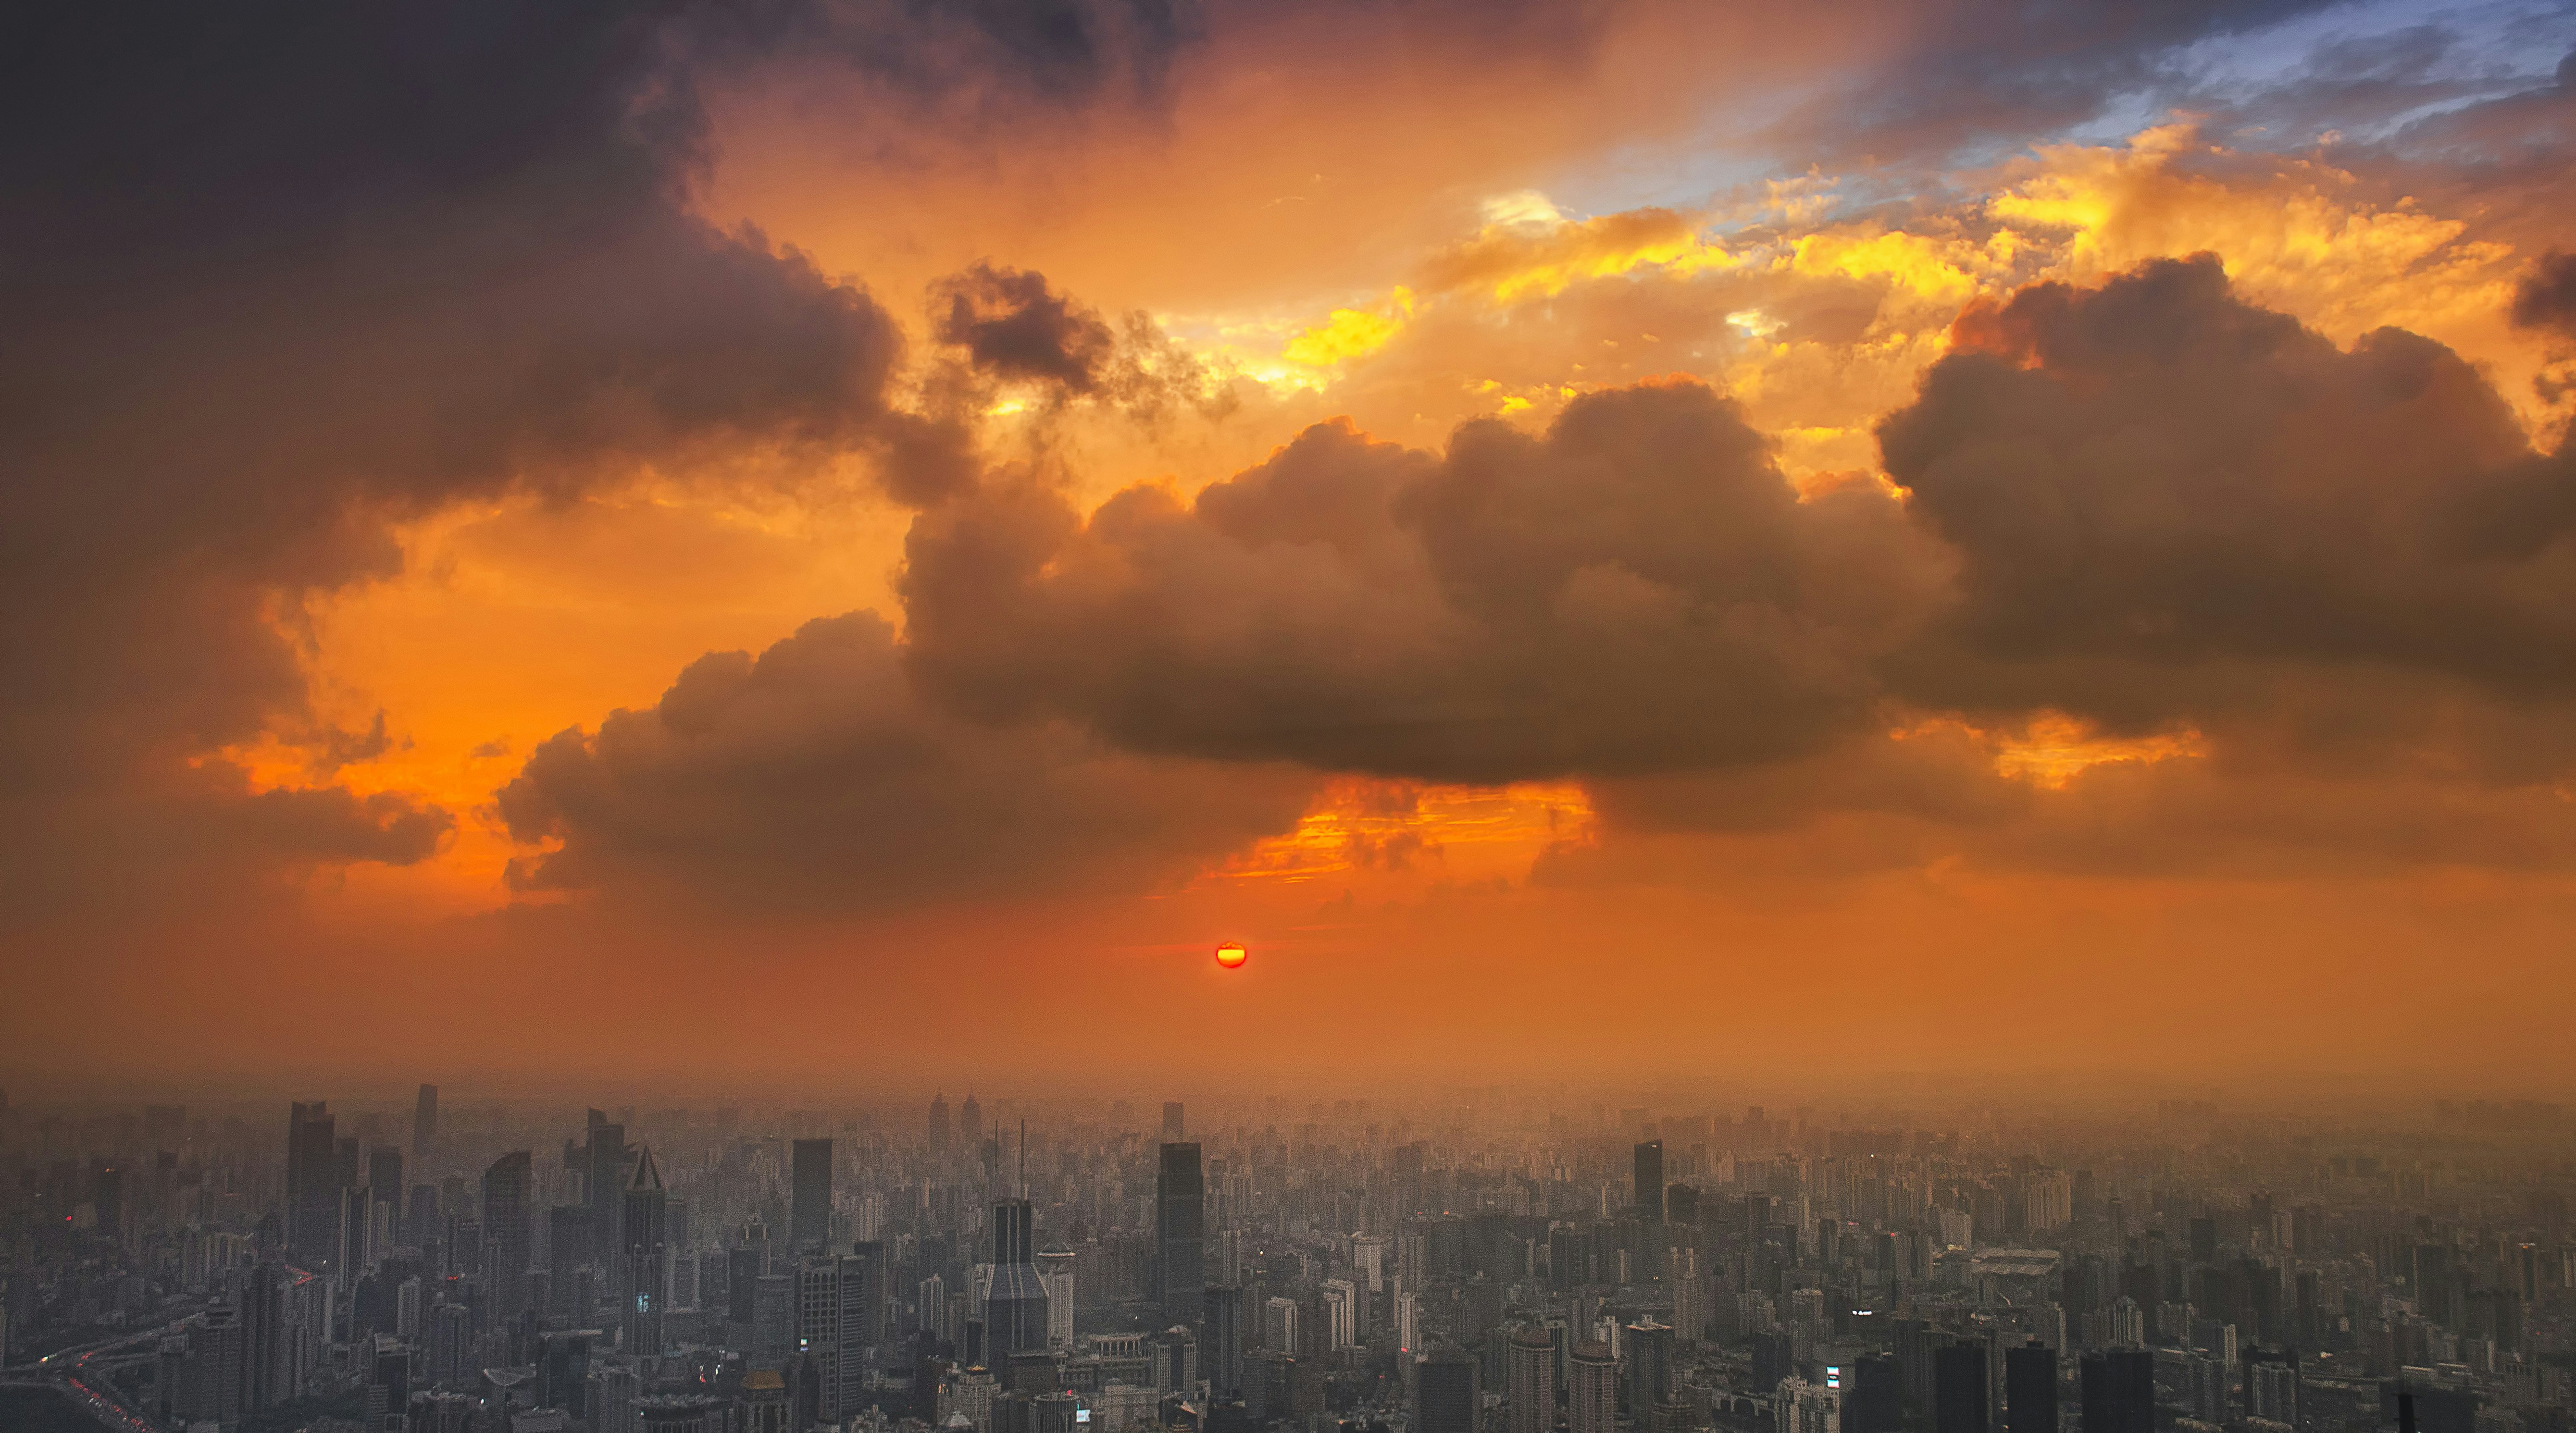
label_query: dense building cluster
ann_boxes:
[1,1088,2571,1433]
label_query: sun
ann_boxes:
[1214,942,1249,969]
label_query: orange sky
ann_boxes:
[8,0,2576,1095]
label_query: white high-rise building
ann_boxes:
[1038,1248,1076,1348]
[1322,1280,1357,1350]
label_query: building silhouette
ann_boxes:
[1156,1142,1207,1329]
[1633,1141,1665,1223]
[790,1138,833,1253]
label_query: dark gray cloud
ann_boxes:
[2,0,1140,913]
[1879,254,2576,732]
[934,264,1121,392]
[496,611,1314,911]
[2512,249,2576,338]
[901,381,1948,783]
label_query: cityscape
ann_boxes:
[10,0,2576,1432]
[0,1088,2569,1433]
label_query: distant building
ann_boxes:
[1634,1142,1665,1223]
[791,1139,833,1253]
[1156,1143,1207,1329]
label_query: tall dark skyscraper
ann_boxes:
[1156,1142,1207,1328]
[1205,1285,1246,1396]
[1633,1139,1665,1223]
[791,1138,833,1253]
[1417,1349,1480,1433]
[367,1146,402,1207]
[411,1084,438,1171]
[483,1150,534,1321]
[623,1146,668,1355]
[2006,1342,2058,1433]
[585,1114,629,1261]
[2080,1351,2155,1433]
[285,1101,339,1264]
[986,1197,1049,1360]
[1936,1344,1991,1433]
[928,1093,951,1155]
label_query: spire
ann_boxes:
[627,1143,662,1193]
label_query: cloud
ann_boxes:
[2513,249,2576,338]
[1880,254,2576,730]
[0,0,976,912]
[496,610,1314,912]
[902,380,1948,782]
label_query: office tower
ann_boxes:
[1634,1141,1665,1223]
[1037,1246,1076,1347]
[1164,1102,1186,1140]
[1353,1235,1387,1291]
[1850,1355,1902,1433]
[930,1094,952,1154]
[797,1257,862,1425]
[986,1198,1050,1360]
[1569,1341,1617,1433]
[623,1146,668,1356]
[286,1102,339,1265]
[791,1139,834,1253]
[1418,1349,1479,1433]
[2004,1343,2056,1433]
[367,1146,402,1207]
[483,1151,534,1322]
[1507,1328,1556,1433]
[962,1093,983,1146]
[1935,1345,1989,1433]
[1157,1142,1207,1328]
[1667,1185,1699,1227]
[1263,1297,1299,1353]
[412,1085,437,1170]
[846,1241,889,1352]
[2079,1352,2154,1433]
[1626,1319,1673,1411]
[585,1116,630,1262]
[1322,1279,1358,1349]
[1206,1285,1246,1396]
[548,1205,594,1317]
[1743,1193,1771,1246]
[1153,1325,1199,1390]
[2244,1349,2299,1426]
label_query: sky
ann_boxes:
[8,0,2576,1096]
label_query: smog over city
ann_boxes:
[4,1,2576,1432]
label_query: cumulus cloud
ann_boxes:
[2,0,1096,912]
[902,380,1948,782]
[1881,254,2576,731]
[497,611,1315,912]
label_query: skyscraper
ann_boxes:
[1507,1327,1557,1433]
[1036,1246,1076,1348]
[790,1139,833,1253]
[1156,1142,1207,1328]
[1570,1341,1617,1433]
[585,1115,629,1263]
[286,1102,339,1265]
[482,1151,534,1322]
[2005,1343,2057,1433]
[1634,1141,1665,1223]
[623,1146,668,1356]
[411,1085,437,1172]
[929,1094,951,1155]
[2079,1351,2154,1433]
[985,1198,1049,1360]
[1418,1350,1479,1433]
[1205,1285,1246,1396]
[1935,1345,1990,1433]
[1163,1102,1186,1140]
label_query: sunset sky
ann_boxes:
[10,0,2576,1094]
